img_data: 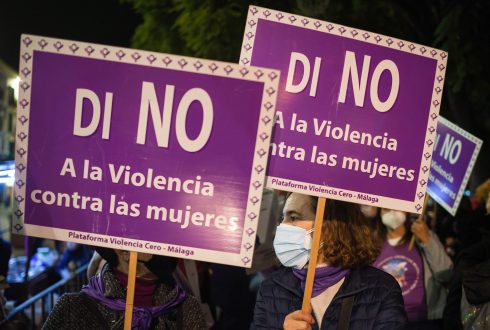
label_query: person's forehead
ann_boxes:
[284,193,314,214]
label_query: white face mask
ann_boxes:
[273,223,313,269]
[360,205,378,219]
[381,211,407,230]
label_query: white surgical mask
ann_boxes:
[360,205,378,219]
[273,223,313,269]
[381,211,406,230]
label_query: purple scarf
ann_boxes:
[293,266,349,297]
[81,274,187,329]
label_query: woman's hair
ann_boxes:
[305,196,380,268]
[475,178,490,205]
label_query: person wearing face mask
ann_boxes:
[360,205,379,220]
[360,205,383,246]
[252,193,407,330]
[43,247,207,329]
[374,208,453,329]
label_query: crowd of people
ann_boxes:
[1,179,489,329]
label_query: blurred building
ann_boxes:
[0,59,17,239]
[0,59,17,161]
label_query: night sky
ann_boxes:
[0,0,141,71]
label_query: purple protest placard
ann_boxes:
[14,35,279,267]
[427,117,482,216]
[240,6,448,213]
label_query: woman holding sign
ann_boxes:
[43,248,207,329]
[252,193,407,329]
[373,209,452,329]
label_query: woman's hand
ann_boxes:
[411,218,430,245]
[284,310,315,330]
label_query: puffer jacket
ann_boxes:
[252,266,407,330]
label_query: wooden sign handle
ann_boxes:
[124,251,138,330]
[409,194,429,250]
[302,197,327,313]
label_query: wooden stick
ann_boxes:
[124,251,138,330]
[409,194,429,250]
[302,197,327,313]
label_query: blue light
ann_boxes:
[0,160,15,187]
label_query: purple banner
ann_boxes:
[240,6,448,213]
[427,117,482,216]
[14,35,279,267]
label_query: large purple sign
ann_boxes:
[240,6,448,213]
[427,117,482,216]
[14,35,279,267]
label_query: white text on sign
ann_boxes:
[285,51,400,112]
[73,83,214,152]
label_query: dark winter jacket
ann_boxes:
[443,230,490,330]
[42,265,206,330]
[463,257,490,305]
[252,266,407,330]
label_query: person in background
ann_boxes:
[56,242,92,276]
[360,204,383,247]
[253,193,407,329]
[0,274,7,324]
[445,232,490,330]
[360,204,380,222]
[374,208,453,329]
[43,248,206,329]
[437,196,476,260]
[443,179,490,329]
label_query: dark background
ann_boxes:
[0,0,141,70]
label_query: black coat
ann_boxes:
[443,231,490,330]
[43,265,206,329]
[252,266,407,330]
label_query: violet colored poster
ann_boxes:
[427,117,482,216]
[240,6,448,213]
[14,35,280,267]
